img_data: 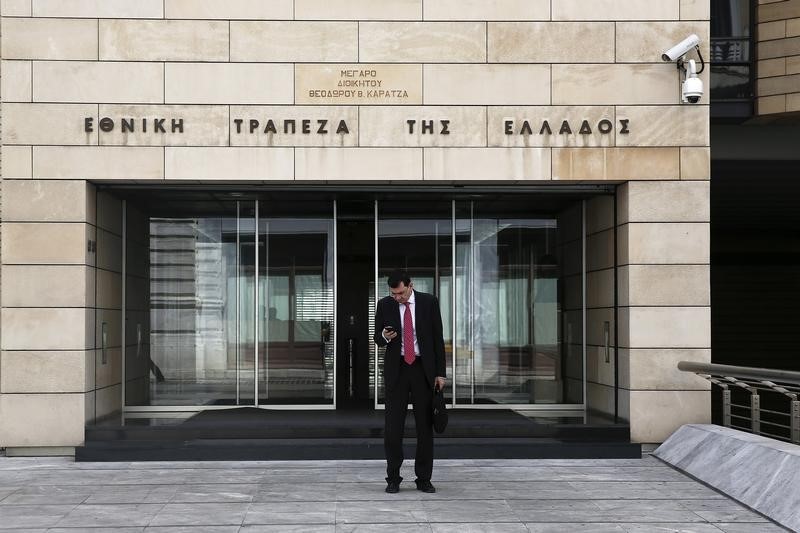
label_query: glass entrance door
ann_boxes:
[373,196,585,409]
[257,200,335,405]
[124,197,335,409]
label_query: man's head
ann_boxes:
[387,270,413,304]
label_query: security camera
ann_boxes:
[662,34,701,62]
[661,34,705,104]
[681,59,703,103]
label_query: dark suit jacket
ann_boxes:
[373,290,447,390]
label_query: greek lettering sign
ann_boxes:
[295,64,422,105]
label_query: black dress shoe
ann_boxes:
[385,480,400,493]
[415,480,436,493]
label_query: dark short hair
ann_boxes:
[387,270,411,288]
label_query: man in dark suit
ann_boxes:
[374,270,446,494]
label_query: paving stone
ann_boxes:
[337,524,433,532]
[241,526,335,533]
[335,501,428,523]
[619,525,731,532]
[0,504,75,528]
[148,503,249,527]
[55,503,164,528]
[431,523,528,532]
[712,523,789,532]
[244,501,336,525]
[168,483,258,503]
[142,526,239,533]
[48,527,145,533]
[84,485,179,504]
[0,485,94,505]
[525,524,626,532]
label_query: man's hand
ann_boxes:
[382,327,398,342]
[435,376,446,391]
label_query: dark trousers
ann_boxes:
[384,358,434,483]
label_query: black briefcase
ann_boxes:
[432,387,448,434]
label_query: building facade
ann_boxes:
[1,0,711,454]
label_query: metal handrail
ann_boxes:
[678,361,800,444]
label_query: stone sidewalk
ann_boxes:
[0,454,787,532]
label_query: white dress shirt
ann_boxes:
[383,290,419,357]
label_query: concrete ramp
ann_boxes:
[655,424,800,531]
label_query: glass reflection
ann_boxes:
[454,200,583,405]
[375,201,453,404]
[135,202,256,406]
[258,215,335,404]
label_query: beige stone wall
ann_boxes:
[616,178,712,442]
[0,180,96,447]
[585,196,618,420]
[757,0,800,114]
[0,0,710,447]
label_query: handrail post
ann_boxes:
[751,392,760,434]
[722,388,731,427]
[792,400,799,444]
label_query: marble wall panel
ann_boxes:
[166,63,294,104]
[616,22,710,62]
[623,180,710,222]
[1,265,90,308]
[1,223,89,265]
[295,148,423,180]
[2,103,97,145]
[2,180,90,222]
[165,147,294,180]
[99,19,228,61]
[1,0,31,16]
[620,306,710,349]
[553,64,679,105]
[33,146,164,179]
[1,60,32,102]
[619,348,711,390]
[424,0,549,21]
[295,0,421,20]
[616,106,710,147]
[0,393,86,447]
[553,0,679,21]
[165,0,293,19]
[553,148,681,180]
[0,146,33,178]
[620,264,710,306]
[489,22,614,63]
[0,351,89,393]
[423,148,551,180]
[680,0,711,20]
[620,222,710,265]
[33,61,164,104]
[33,0,163,18]
[424,64,550,105]
[629,390,710,442]
[0,308,92,351]
[1,17,97,60]
[230,21,358,62]
[360,22,486,62]
[680,147,710,180]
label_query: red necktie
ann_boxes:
[403,304,415,365]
